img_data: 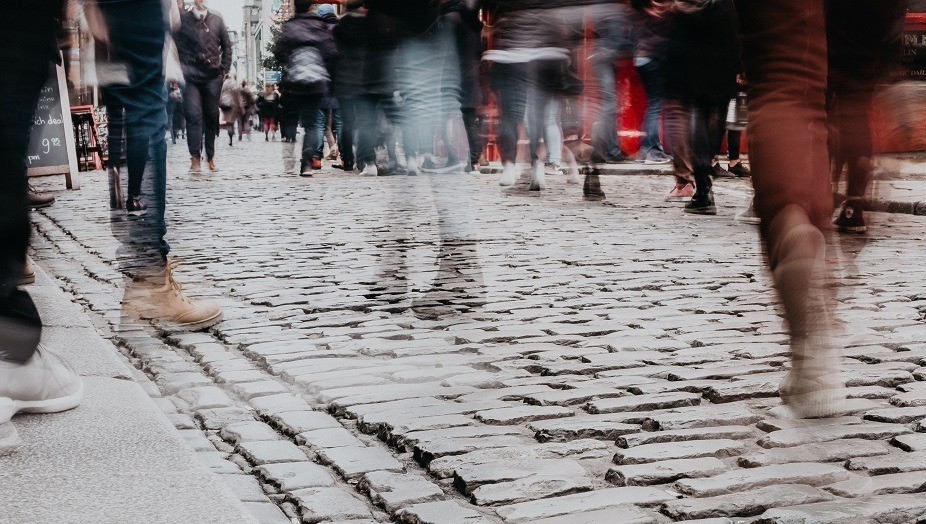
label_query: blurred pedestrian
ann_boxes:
[238,80,256,142]
[167,82,184,144]
[631,0,672,165]
[174,0,231,173]
[219,74,241,147]
[315,4,341,163]
[257,84,281,141]
[735,0,905,417]
[275,0,337,176]
[332,1,368,172]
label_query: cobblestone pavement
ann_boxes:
[29,137,926,523]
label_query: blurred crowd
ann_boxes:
[0,0,915,452]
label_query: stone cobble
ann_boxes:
[27,137,926,522]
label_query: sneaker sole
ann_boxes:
[127,210,148,217]
[836,225,867,234]
[684,207,718,215]
[17,273,36,286]
[0,420,22,455]
[29,201,55,209]
[173,310,224,332]
[7,380,84,415]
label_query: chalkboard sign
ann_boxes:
[902,30,926,80]
[26,61,79,189]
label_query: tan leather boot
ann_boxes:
[769,205,844,418]
[208,159,218,172]
[124,261,223,331]
[190,157,202,173]
[17,258,36,286]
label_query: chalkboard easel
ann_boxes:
[26,60,80,190]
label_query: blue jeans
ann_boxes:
[590,3,633,160]
[281,94,322,169]
[635,58,667,156]
[98,0,170,268]
[315,108,341,159]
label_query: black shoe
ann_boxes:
[27,187,55,209]
[126,196,148,216]
[594,151,630,164]
[834,198,867,233]
[713,164,733,178]
[582,167,606,201]
[729,162,751,177]
[684,191,717,215]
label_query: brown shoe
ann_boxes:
[27,186,55,209]
[17,259,35,286]
[190,157,202,173]
[124,261,223,331]
[208,160,218,172]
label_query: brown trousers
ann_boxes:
[735,0,905,242]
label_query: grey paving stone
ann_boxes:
[428,440,609,479]
[395,500,496,524]
[221,421,282,444]
[824,471,926,497]
[864,405,926,424]
[607,457,727,486]
[757,422,913,448]
[453,459,587,495]
[358,471,444,513]
[892,432,926,452]
[221,473,272,503]
[494,486,677,523]
[470,473,595,506]
[661,484,834,520]
[529,506,660,524]
[290,487,374,523]
[614,439,746,465]
[674,462,856,497]
[175,386,238,411]
[296,427,365,449]
[753,494,926,524]
[528,415,640,442]
[616,425,755,448]
[237,440,308,465]
[316,446,405,479]
[523,387,628,407]
[737,438,892,467]
[242,502,293,524]
[642,404,762,430]
[474,405,574,425]
[256,461,336,491]
[846,451,926,475]
[270,410,342,435]
[414,435,527,465]
[585,391,701,414]
[249,393,313,415]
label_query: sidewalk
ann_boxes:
[0,264,257,524]
[480,154,926,216]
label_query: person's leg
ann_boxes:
[737,0,842,418]
[592,60,619,161]
[684,99,716,213]
[461,107,482,170]
[314,107,327,160]
[201,76,222,163]
[543,98,563,166]
[664,98,693,187]
[182,81,204,160]
[493,63,527,166]
[0,7,56,365]
[330,108,342,155]
[636,59,667,158]
[340,99,357,170]
[355,96,379,169]
[300,97,323,171]
[728,130,741,161]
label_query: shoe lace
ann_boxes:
[165,261,193,305]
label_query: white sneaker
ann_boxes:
[530,162,545,191]
[565,164,581,185]
[406,157,419,176]
[735,198,761,225]
[0,417,21,455]
[360,164,378,177]
[545,162,563,175]
[0,346,84,420]
[499,162,518,186]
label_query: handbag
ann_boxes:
[726,91,748,131]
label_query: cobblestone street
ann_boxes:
[27,137,926,523]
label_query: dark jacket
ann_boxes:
[174,9,232,84]
[274,12,338,97]
[664,0,740,102]
[482,0,615,15]
[333,11,368,99]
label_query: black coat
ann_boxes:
[333,12,368,99]
[664,0,741,102]
[174,10,232,84]
[274,13,338,96]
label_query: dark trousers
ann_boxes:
[280,94,323,169]
[356,93,399,167]
[183,76,222,161]
[690,98,728,197]
[735,0,905,238]
[635,58,667,156]
[492,61,558,165]
[99,0,170,275]
[167,99,181,142]
[339,98,360,169]
[462,107,482,167]
[0,1,63,363]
